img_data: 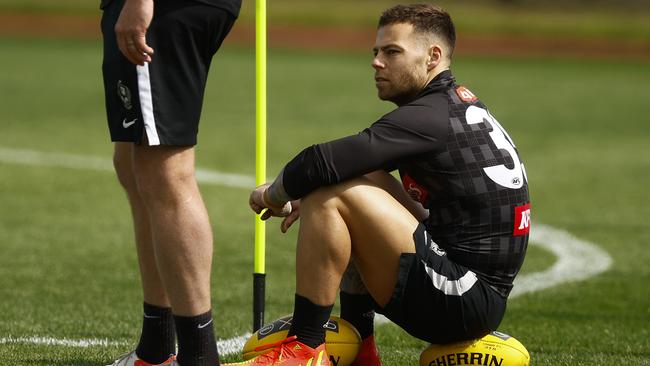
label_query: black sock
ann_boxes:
[340,292,375,340]
[135,302,176,364]
[174,310,219,366]
[288,294,333,349]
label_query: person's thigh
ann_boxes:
[311,177,506,343]
[304,176,420,307]
[102,0,236,146]
[144,1,237,146]
[131,145,196,191]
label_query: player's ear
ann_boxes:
[426,44,442,71]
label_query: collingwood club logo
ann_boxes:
[117,80,133,110]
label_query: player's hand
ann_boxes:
[115,0,154,65]
[249,184,292,220]
[281,200,301,233]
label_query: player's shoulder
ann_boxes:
[383,90,450,123]
[373,102,446,141]
[446,83,490,110]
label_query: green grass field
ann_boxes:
[1,0,650,41]
[0,36,649,365]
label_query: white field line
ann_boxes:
[0,146,254,189]
[0,147,613,356]
[0,336,127,348]
[374,223,612,325]
[0,334,252,357]
[509,223,612,298]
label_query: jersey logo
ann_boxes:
[401,174,429,203]
[513,203,531,236]
[455,86,478,103]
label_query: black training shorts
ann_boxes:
[376,224,507,344]
[101,0,236,146]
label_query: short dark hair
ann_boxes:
[378,4,456,57]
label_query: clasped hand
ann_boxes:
[249,184,300,233]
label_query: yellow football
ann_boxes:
[242,315,361,366]
[420,331,530,366]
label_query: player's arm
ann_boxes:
[249,171,301,233]
[254,104,446,220]
[249,182,292,220]
[262,109,444,200]
[257,170,428,232]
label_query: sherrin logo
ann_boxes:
[421,332,530,366]
[428,352,504,366]
[513,203,531,236]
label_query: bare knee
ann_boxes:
[131,146,198,208]
[300,177,371,214]
[300,187,338,214]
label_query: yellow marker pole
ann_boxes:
[253,0,267,332]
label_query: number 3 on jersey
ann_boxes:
[466,105,527,189]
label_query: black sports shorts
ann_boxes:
[101,0,236,146]
[376,224,507,344]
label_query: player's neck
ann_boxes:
[427,66,451,85]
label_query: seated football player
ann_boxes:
[244,4,530,366]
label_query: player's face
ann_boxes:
[372,23,431,105]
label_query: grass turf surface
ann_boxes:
[0,38,649,365]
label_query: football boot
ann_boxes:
[225,335,330,366]
[350,335,381,366]
[106,351,175,366]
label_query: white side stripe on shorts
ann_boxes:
[136,63,160,146]
[422,260,478,296]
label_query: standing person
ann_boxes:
[100,0,241,365]
[244,4,530,366]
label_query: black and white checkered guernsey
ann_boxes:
[282,70,531,298]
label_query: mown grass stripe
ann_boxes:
[0,146,255,189]
[0,334,252,357]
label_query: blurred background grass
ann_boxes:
[1,1,649,365]
[1,0,649,41]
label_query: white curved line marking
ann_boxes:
[0,147,613,356]
[375,224,612,324]
[0,147,254,189]
[510,223,612,298]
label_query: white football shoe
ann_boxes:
[106,350,176,366]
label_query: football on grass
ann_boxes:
[242,315,361,366]
[420,331,530,366]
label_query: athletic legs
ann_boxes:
[295,176,419,308]
[130,144,213,316]
[284,175,419,360]
[113,142,170,307]
[113,142,218,365]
